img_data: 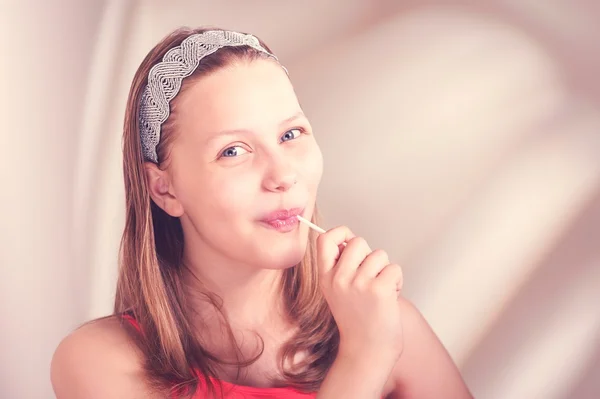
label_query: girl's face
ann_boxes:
[148,59,323,270]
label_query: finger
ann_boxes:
[353,249,390,284]
[373,263,404,293]
[316,225,356,275]
[334,237,372,282]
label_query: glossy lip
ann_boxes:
[259,207,304,232]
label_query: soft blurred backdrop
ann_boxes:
[1,0,599,398]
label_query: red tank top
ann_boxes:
[122,314,317,398]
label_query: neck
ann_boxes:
[181,236,287,329]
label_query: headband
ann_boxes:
[138,30,285,163]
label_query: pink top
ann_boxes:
[122,314,317,398]
[194,377,317,398]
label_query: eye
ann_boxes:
[280,128,303,143]
[220,145,249,158]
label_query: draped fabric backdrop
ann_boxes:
[1,1,599,398]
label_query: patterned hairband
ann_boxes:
[138,30,286,163]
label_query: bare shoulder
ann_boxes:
[51,316,161,399]
[388,297,474,399]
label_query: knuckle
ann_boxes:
[371,249,389,262]
[347,236,361,245]
[331,274,348,291]
[336,224,350,231]
[384,264,404,290]
[392,264,405,287]
[319,225,354,247]
[348,236,368,249]
[316,232,328,248]
[331,225,352,236]
[369,281,387,298]
[350,275,368,290]
[390,263,404,277]
[388,262,402,270]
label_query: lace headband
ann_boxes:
[138,30,285,163]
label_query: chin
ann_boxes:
[260,245,307,270]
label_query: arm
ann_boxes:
[317,349,397,399]
[317,298,473,399]
[50,318,162,399]
[313,226,470,398]
[314,227,403,399]
[390,298,474,399]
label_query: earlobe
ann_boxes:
[143,162,184,217]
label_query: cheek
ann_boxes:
[298,141,324,188]
[173,169,244,220]
[201,173,259,218]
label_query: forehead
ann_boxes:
[175,59,299,132]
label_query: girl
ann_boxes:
[51,27,473,399]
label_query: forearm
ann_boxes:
[317,350,394,399]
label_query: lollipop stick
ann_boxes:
[296,215,347,246]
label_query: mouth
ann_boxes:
[259,207,304,232]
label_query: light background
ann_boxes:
[1,1,599,398]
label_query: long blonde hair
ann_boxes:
[114,26,338,397]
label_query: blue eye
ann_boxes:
[280,128,302,143]
[220,145,248,158]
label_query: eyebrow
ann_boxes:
[206,111,306,142]
[278,110,306,127]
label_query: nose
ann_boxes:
[262,153,298,193]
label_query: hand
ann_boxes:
[316,226,404,366]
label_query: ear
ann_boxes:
[143,162,184,217]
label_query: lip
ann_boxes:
[259,207,304,232]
